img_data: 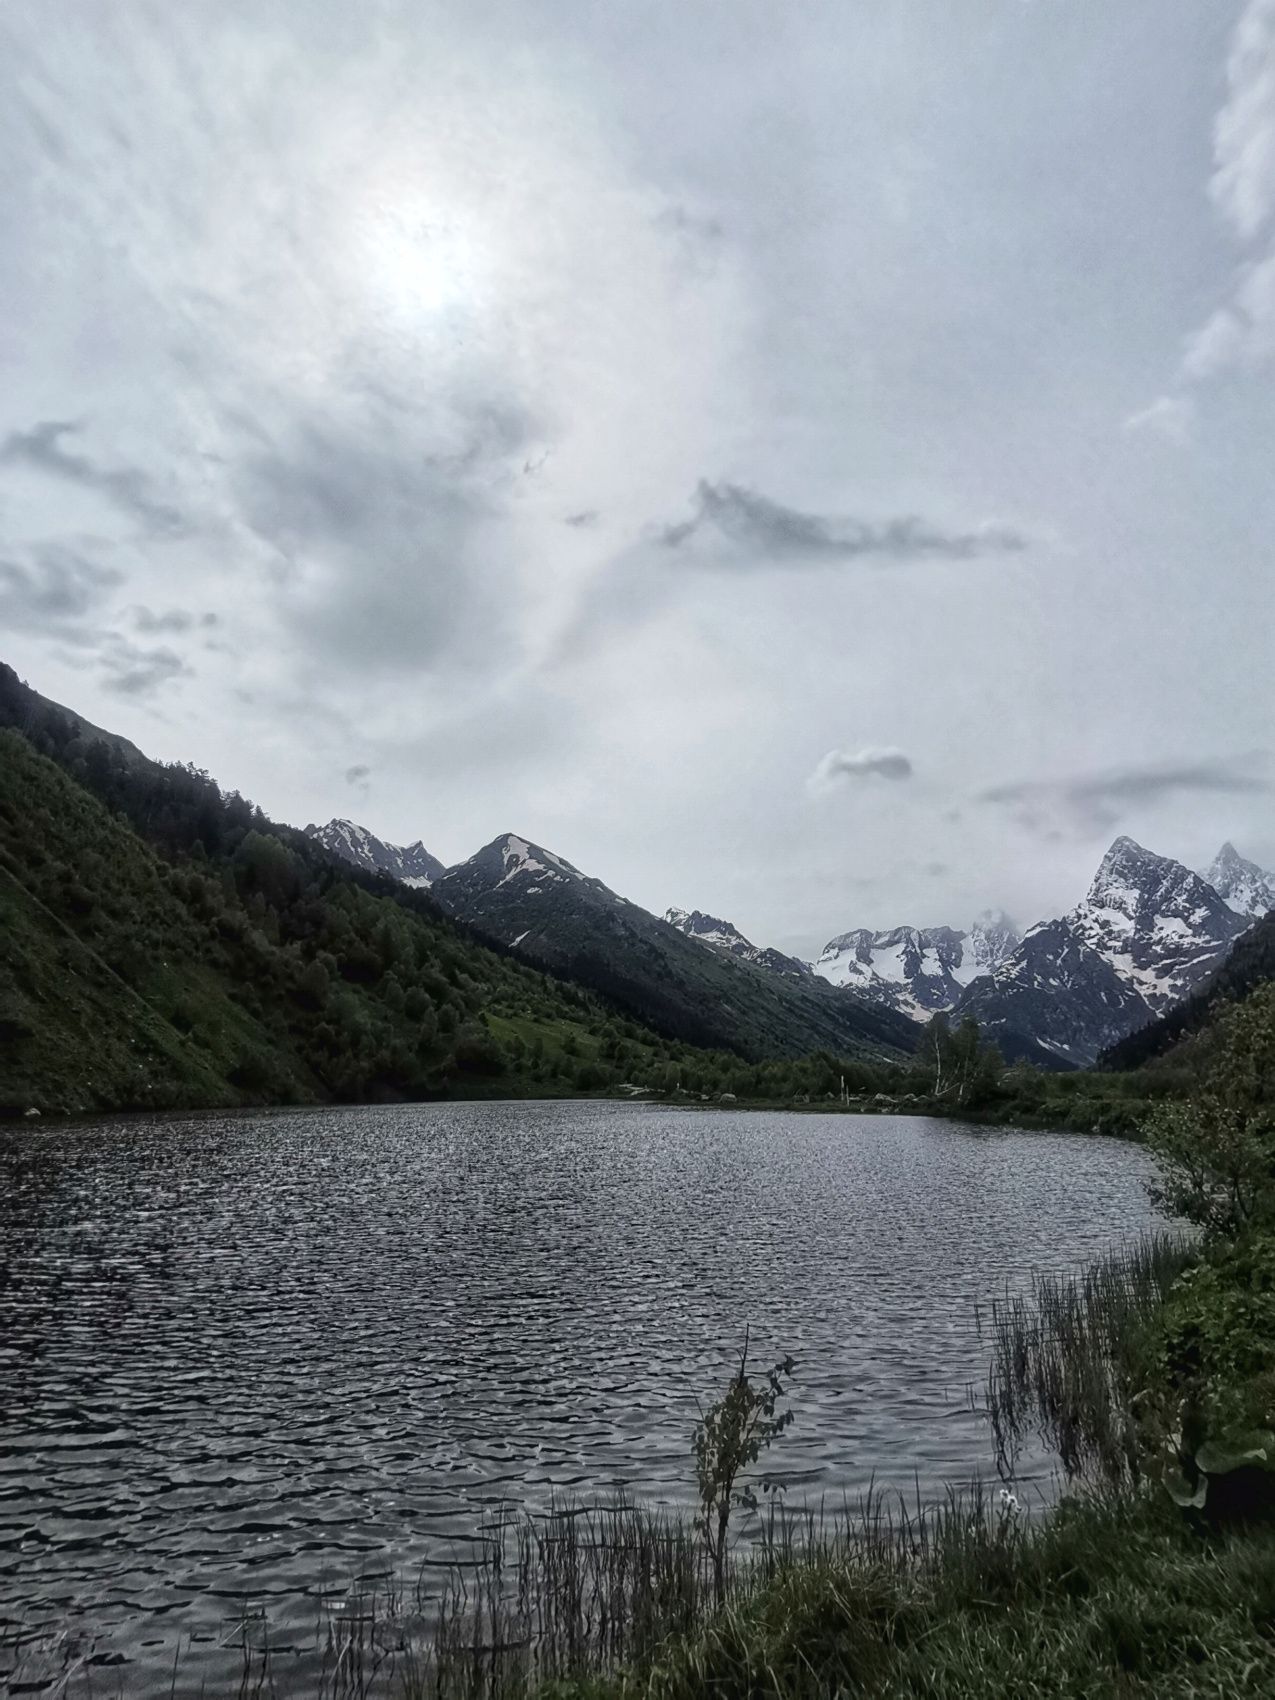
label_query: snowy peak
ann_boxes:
[812,918,1019,1021]
[967,910,1021,974]
[664,907,812,977]
[1204,841,1275,919]
[305,818,447,887]
[1069,835,1246,1010]
[465,832,590,891]
[955,834,1252,1064]
[432,833,630,924]
[665,907,752,952]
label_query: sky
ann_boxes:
[2,0,1273,959]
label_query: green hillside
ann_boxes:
[0,726,754,1115]
[0,664,922,1116]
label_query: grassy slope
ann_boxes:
[0,730,744,1115]
[0,733,296,1112]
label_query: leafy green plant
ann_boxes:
[692,1330,795,1605]
[1143,985,1275,1238]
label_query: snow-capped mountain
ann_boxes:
[1204,842,1275,920]
[966,910,1022,974]
[811,912,1021,1021]
[430,834,919,1061]
[304,818,447,887]
[664,907,812,977]
[957,837,1249,1064]
[1067,836,1247,1009]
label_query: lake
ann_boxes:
[0,1101,1159,1694]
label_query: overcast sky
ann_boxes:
[3,0,1273,956]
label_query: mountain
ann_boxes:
[1067,836,1248,1009]
[431,834,919,1062]
[0,670,788,1115]
[811,912,1021,1021]
[664,907,813,977]
[956,918,1151,1066]
[1102,910,1275,1072]
[1205,842,1275,920]
[957,837,1249,1065]
[305,818,447,887]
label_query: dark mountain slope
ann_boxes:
[1101,912,1273,1072]
[431,835,919,1062]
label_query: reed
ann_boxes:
[982,1230,1191,1486]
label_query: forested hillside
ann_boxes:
[2,727,752,1113]
[0,664,919,1116]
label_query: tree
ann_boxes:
[921,1013,1002,1107]
[1144,984,1275,1237]
[297,957,330,1011]
[693,1332,795,1605]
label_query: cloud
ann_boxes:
[659,481,1029,563]
[1136,1,1275,408]
[564,510,599,528]
[978,757,1272,836]
[231,410,523,676]
[130,605,219,634]
[345,763,372,787]
[1123,395,1195,444]
[0,420,187,535]
[810,747,914,790]
[1210,0,1275,242]
[0,546,123,627]
[98,641,192,697]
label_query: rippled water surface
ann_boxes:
[0,1101,1157,1693]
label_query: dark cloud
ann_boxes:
[0,420,187,535]
[979,759,1273,835]
[565,510,599,528]
[234,411,523,676]
[98,641,191,697]
[345,763,372,786]
[0,546,123,627]
[810,747,914,787]
[130,606,217,634]
[660,480,1029,562]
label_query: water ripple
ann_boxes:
[0,1102,1157,1695]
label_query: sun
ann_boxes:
[360,195,482,320]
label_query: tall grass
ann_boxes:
[982,1230,1191,1487]
[284,1487,1025,1700]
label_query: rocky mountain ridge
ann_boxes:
[304,818,447,887]
[957,838,1255,1064]
[1206,841,1275,920]
[306,810,1272,1066]
[664,907,812,978]
[811,913,1021,1021]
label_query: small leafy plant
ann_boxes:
[692,1328,795,1604]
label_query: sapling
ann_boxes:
[692,1327,795,1605]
